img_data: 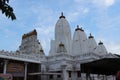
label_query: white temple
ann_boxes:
[0,13,118,80]
[40,13,118,80]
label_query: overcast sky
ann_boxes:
[0,0,120,55]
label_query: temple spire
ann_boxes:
[59,12,65,19]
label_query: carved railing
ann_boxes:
[0,50,46,63]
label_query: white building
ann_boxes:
[0,13,118,80]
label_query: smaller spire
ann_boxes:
[59,12,65,19]
[89,33,94,38]
[98,41,103,45]
[57,42,67,53]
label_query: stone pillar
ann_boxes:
[61,65,68,80]
[24,62,28,80]
[54,74,57,80]
[3,60,8,74]
[41,64,47,80]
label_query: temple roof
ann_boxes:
[94,41,107,54]
[81,58,120,75]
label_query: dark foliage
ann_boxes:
[0,0,16,20]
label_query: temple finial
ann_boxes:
[77,25,79,28]
[75,25,84,31]
[89,33,94,38]
[99,41,103,45]
[59,12,65,19]
[61,12,63,16]
[90,33,92,36]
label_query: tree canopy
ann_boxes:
[0,0,16,20]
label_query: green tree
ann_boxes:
[0,0,16,20]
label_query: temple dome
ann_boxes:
[73,25,87,41]
[72,25,88,55]
[94,41,107,55]
[87,33,97,53]
[57,42,67,53]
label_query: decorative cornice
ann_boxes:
[0,50,41,63]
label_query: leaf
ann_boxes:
[0,0,16,20]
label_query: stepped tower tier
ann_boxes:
[49,13,72,55]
